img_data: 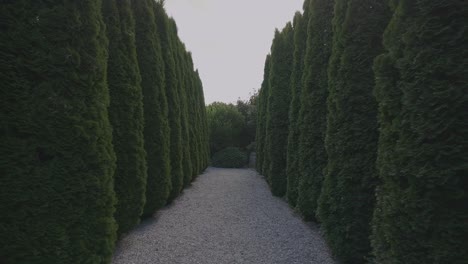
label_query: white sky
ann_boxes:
[165,0,304,104]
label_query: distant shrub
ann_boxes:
[211,147,248,168]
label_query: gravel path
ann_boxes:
[112,167,336,264]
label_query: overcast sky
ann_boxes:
[165,0,304,104]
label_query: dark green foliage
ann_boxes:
[371,1,468,263]
[296,0,334,220]
[173,35,193,187]
[255,55,271,175]
[194,70,210,172]
[235,93,258,149]
[264,25,295,196]
[286,11,308,207]
[0,1,117,262]
[132,0,171,216]
[206,102,245,154]
[154,3,184,203]
[316,1,390,263]
[103,0,147,237]
[211,147,248,168]
[185,53,202,176]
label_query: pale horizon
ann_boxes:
[165,0,304,104]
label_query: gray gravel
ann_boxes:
[112,167,336,264]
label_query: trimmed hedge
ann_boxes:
[371,1,468,263]
[103,0,147,237]
[211,147,248,168]
[256,55,271,176]
[285,11,308,208]
[296,0,334,221]
[264,24,295,196]
[316,1,390,263]
[0,1,117,262]
[154,3,184,203]
[132,0,171,216]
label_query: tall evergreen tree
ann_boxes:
[257,55,271,176]
[316,1,390,263]
[185,52,201,176]
[103,0,147,236]
[286,10,308,207]
[154,3,184,202]
[255,57,268,174]
[194,69,208,173]
[296,0,334,220]
[264,24,295,196]
[173,30,193,187]
[371,1,468,263]
[132,0,171,216]
[0,1,117,262]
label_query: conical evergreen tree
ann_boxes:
[172,29,193,187]
[194,69,208,173]
[265,24,295,196]
[154,3,184,202]
[132,0,171,216]
[286,10,308,207]
[316,1,390,262]
[103,0,147,237]
[184,52,201,176]
[256,55,271,176]
[296,0,334,220]
[371,1,468,263]
[0,1,117,262]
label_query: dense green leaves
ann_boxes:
[257,0,465,263]
[295,0,334,221]
[371,1,468,263]
[207,102,245,154]
[0,1,117,262]
[264,25,295,196]
[211,147,248,168]
[153,3,184,203]
[317,1,390,262]
[285,11,308,207]
[0,0,209,261]
[256,55,271,176]
[132,0,171,216]
[103,0,147,237]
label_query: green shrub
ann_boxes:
[211,148,248,168]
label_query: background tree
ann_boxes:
[132,0,171,216]
[296,0,334,220]
[285,10,307,207]
[316,1,390,263]
[264,24,295,196]
[235,91,258,149]
[207,102,245,154]
[0,1,117,262]
[371,1,468,263]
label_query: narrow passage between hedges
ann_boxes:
[112,167,335,264]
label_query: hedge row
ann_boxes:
[0,0,209,263]
[256,0,467,263]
